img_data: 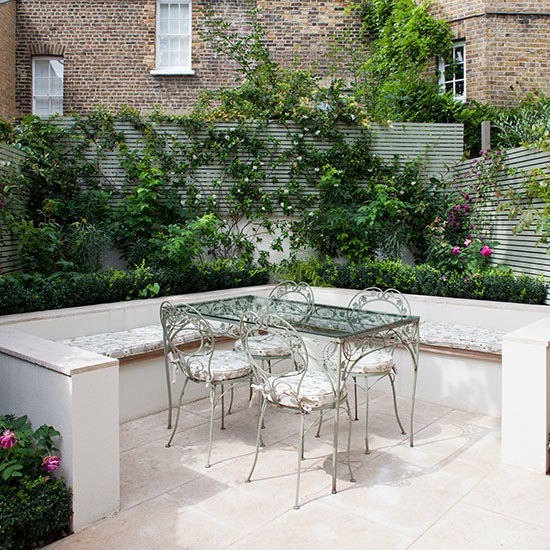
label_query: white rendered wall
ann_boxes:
[0,332,120,531]
[502,318,550,473]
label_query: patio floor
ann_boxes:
[49,386,550,549]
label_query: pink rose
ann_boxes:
[41,455,61,472]
[480,246,493,257]
[0,430,17,449]
[464,239,472,247]
[441,275,447,282]
[451,246,461,255]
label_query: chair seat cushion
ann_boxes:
[234,335,290,358]
[349,349,394,375]
[171,350,252,382]
[261,371,345,411]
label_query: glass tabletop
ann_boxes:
[193,295,419,340]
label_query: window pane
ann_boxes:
[455,47,464,63]
[159,3,169,18]
[50,77,63,96]
[169,3,179,19]
[160,17,169,34]
[34,60,50,77]
[34,98,50,116]
[169,18,179,34]
[455,81,465,96]
[455,63,464,80]
[159,49,171,67]
[50,59,64,79]
[35,77,49,95]
[445,82,453,93]
[51,99,63,114]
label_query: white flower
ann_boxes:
[252,165,258,170]
[244,177,249,182]
[296,156,302,161]
[280,202,285,207]
[308,211,314,217]
[284,189,289,194]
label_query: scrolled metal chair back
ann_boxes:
[268,280,314,323]
[160,301,215,382]
[241,313,329,412]
[348,287,411,317]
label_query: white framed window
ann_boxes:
[152,0,194,75]
[438,41,466,101]
[32,57,64,116]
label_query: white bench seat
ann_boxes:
[60,322,228,360]
[60,320,504,361]
[420,320,504,356]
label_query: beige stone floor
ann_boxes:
[49,386,550,550]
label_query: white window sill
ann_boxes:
[150,68,195,76]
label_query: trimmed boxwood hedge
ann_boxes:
[0,263,269,316]
[304,259,548,305]
[0,476,72,549]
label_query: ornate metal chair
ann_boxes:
[241,312,355,510]
[234,280,314,365]
[343,287,410,453]
[161,301,253,468]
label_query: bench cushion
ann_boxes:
[60,322,226,359]
[420,321,503,355]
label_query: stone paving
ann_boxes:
[48,385,550,550]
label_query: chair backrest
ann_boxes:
[160,301,215,382]
[344,287,411,361]
[240,313,337,412]
[268,280,314,323]
[347,287,411,317]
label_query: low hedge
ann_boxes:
[0,476,72,549]
[295,259,548,305]
[0,262,269,315]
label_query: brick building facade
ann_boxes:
[12,0,359,117]
[0,0,16,120]
[429,0,550,105]
[1,0,549,118]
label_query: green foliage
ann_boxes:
[492,91,550,149]
[304,259,547,304]
[0,262,269,315]
[0,476,72,549]
[0,415,60,484]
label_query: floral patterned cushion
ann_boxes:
[234,334,290,358]
[170,350,252,382]
[60,322,227,359]
[349,349,394,375]
[260,371,345,412]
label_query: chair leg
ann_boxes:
[353,377,359,421]
[389,372,406,435]
[247,400,268,483]
[364,377,370,455]
[221,383,226,430]
[206,385,217,468]
[344,399,356,483]
[166,378,188,447]
[294,414,305,510]
[164,354,173,430]
[227,385,234,415]
[315,410,323,438]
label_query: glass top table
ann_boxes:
[193,294,420,494]
[193,294,419,340]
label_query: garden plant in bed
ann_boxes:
[0,1,547,312]
[0,415,71,549]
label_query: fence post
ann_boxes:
[481,121,491,153]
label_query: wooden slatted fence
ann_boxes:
[451,146,549,281]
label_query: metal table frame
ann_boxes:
[193,294,420,493]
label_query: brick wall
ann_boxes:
[15,0,360,116]
[429,0,550,105]
[0,0,16,120]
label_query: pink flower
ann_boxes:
[480,246,493,257]
[464,239,472,247]
[41,455,61,472]
[0,430,17,449]
[441,275,447,282]
[451,246,461,255]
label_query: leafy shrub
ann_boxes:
[0,476,71,549]
[289,259,547,305]
[0,262,269,315]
